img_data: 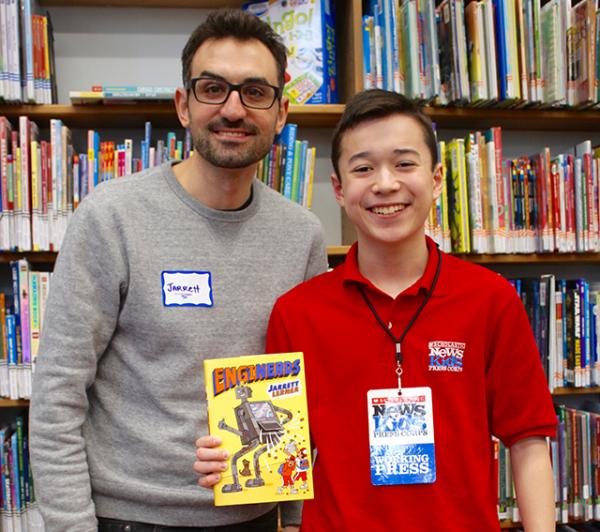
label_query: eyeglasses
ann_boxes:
[186,76,282,110]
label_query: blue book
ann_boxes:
[371,0,385,89]
[281,124,297,199]
[10,262,20,332]
[11,431,21,512]
[581,280,590,386]
[141,140,149,169]
[382,0,394,91]
[93,131,100,187]
[144,121,152,165]
[15,418,25,511]
[296,140,309,205]
[492,0,508,100]
[6,315,17,369]
[388,0,400,93]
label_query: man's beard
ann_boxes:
[193,118,275,169]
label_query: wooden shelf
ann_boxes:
[1,104,599,130]
[0,399,29,407]
[425,106,600,131]
[0,103,344,129]
[553,386,600,396]
[0,252,57,264]
[1,249,600,266]
[327,247,600,263]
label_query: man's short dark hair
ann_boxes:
[331,89,438,178]
[181,9,287,90]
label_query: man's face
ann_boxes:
[331,114,442,250]
[179,37,287,169]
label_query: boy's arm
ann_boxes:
[510,436,555,532]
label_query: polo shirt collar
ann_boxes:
[341,236,449,298]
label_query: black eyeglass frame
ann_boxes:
[185,76,283,110]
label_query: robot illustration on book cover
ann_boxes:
[204,352,314,505]
[218,385,293,493]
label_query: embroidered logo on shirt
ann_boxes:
[161,271,213,307]
[427,341,465,372]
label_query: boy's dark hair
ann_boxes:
[331,89,438,177]
[181,9,287,89]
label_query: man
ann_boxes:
[30,9,325,532]
[196,90,557,531]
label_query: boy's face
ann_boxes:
[331,114,442,250]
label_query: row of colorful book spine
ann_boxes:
[508,275,600,392]
[426,127,600,254]
[363,0,600,108]
[496,404,599,525]
[256,124,316,209]
[552,405,600,524]
[0,117,191,252]
[0,260,50,401]
[0,0,56,104]
[0,417,43,532]
[0,117,317,252]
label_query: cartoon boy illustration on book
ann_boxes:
[277,440,298,495]
[294,447,310,490]
[218,385,293,493]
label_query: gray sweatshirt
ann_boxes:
[29,162,327,531]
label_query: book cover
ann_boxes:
[244,0,338,104]
[204,352,313,506]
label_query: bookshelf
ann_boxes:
[2,0,600,529]
[1,103,599,130]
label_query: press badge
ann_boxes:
[161,271,213,307]
[367,387,436,486]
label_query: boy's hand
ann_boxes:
[194,435,229,488]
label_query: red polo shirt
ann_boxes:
[266,237,556,531]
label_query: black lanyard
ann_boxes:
[357,245,442,393]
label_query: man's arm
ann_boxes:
[29,197,127,531]
[510,436,555,532]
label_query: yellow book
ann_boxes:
[447,139,471,253]
[204,352,313,506]
[306,147,316,210]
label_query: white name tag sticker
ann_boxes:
[161,271,213,307]
[367,387,436,486]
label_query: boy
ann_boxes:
[195,90,556,531]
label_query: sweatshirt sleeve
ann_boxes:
[29,195,129,532]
